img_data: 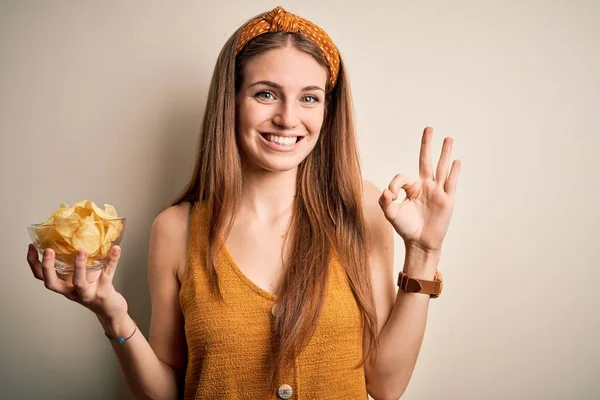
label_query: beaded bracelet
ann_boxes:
[104,320,137,344]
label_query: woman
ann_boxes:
[27,6,460,400]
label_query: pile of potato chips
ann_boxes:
[34,200,124,267]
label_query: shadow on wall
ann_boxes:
[112,85,207,400]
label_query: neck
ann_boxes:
[239,166,298,223]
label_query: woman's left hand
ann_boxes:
[378,126,461,252]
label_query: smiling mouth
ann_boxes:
[260,133,304,146]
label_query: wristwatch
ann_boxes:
[397,270,443,298]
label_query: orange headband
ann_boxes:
[235,6,340,88]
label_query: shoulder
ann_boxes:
[361,180,383,211]
[361,180,394,271]
[152,202,191,237]
[361,180,393,246]
[149,202,192,280]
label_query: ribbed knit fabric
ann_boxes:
[179,202,368,399]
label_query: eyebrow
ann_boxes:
[248,80,325,93]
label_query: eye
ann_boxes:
[255,90,276,101]
[302,95,320,104]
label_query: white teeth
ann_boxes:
[267,134,297,146]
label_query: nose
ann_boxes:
[272,100,300,129]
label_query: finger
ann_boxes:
[435,137,453,186]
[72,249,92,299]
[99,246,121,287]
[388,173,416,200]
[419,126,434,180]
[444,160,462,196]
[27,244,44,280]
[40,249,70,294]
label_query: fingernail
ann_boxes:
[113,247,121,256]
[44,248,52,257]
[76,249,85,258]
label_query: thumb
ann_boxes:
[378,188,395,211]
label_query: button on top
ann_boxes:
[271,304,278,317]
[278,384,293,399]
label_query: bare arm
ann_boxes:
[28,205,189,400]
[362,180,437,400]
[99,204,188,399]
[363,128,460,399]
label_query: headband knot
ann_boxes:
[265,6,299,33]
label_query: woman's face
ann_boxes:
[236,45,328,173]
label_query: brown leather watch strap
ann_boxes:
[398,271,443,298]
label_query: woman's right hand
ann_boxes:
[26,244,129,325]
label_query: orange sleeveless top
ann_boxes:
[179,202,368,399]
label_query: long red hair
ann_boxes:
[172,13,378,388]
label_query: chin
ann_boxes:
[255,157,306,173]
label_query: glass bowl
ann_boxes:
[27,217,126,275]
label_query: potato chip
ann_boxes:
[72,223,101,256]
[54,239,74,255]
[34,200,124,267]
[74,201,94,219]
[85,201,107,220]
[104,204,118,218]
[35,224,60,248]
[53,213,81,238]
[104,222,121,242]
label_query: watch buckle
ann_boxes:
[400,274,423,292]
